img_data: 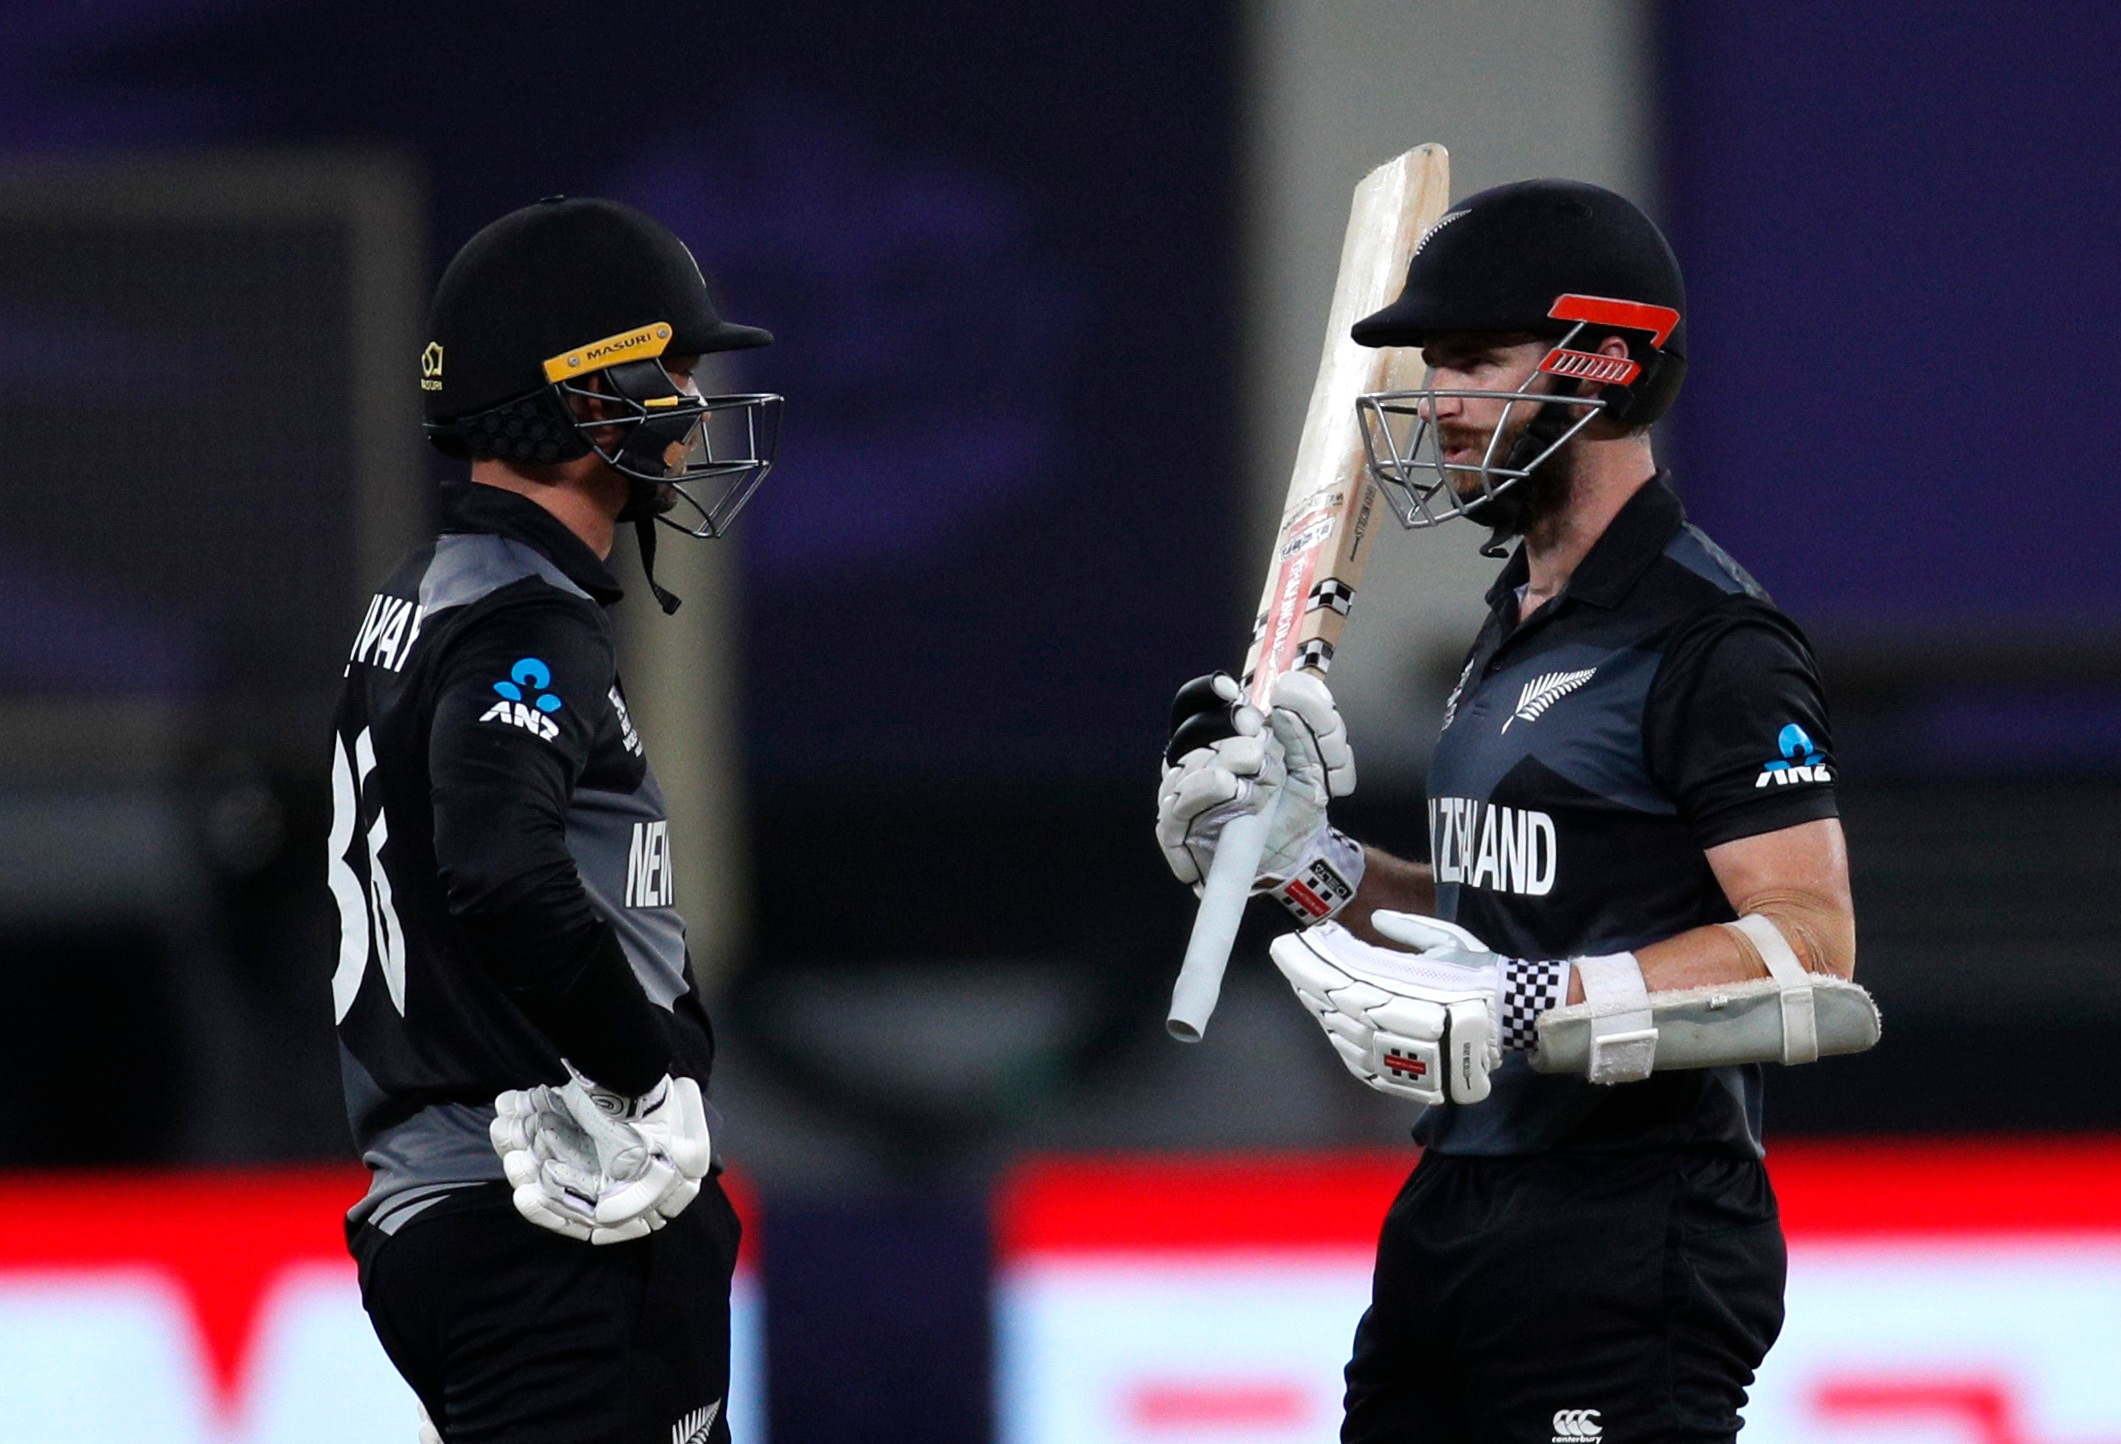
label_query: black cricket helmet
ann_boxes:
[422,196,781,546]
[1350,179,1684,534]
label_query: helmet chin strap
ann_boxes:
[598,359,692,615]
[634,516,682,615]
[617,476,682,615]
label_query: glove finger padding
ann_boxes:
[1164,671,1248,766]
[557,1067,714,1230]
[1270,923,1499,1105]
[1368,910,1493,959]
[1332,911,1506,995]
[1266,671,1356,799]
[1155,726,1285,889]
[655,1173,703,1225]
[663,1076,712,1180]
[492,1087,598,1241]
[1160,733,1273,820]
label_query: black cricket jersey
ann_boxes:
[327,484,714,1232]
[1416,474,1837,1158]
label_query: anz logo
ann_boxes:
[1756,723,1831,788]
[479,658,564,742]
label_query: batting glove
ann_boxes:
[490,1084,612,1243]
[1271,920,1501,1105]
[555,1065,713,1236]
[1368,912,1572,1055]
[1157,671,1363,923]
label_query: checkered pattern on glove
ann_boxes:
[1369,912,1568,1053]
[1499,955,1569,1052]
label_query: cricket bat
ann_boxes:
[1166,143,1449,1043]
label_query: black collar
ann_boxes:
[1482,471,1686,615]
[437,484,625,606]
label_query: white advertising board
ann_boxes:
[998,1144,2121,1444]
[0,1169,764,1443]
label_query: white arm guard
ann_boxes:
[1269,923,1499,1106]
[1531,916,1881,1083]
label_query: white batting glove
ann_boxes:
[1271,920,1501,1105]
[1369,912,1571,1055]
[493,1082,682,1245]
[1264,670,1357,815]
[1157,672,1364,922]
[1157,672,1281,886]
[556,1065,713,1237]
[491,1083,604,1242]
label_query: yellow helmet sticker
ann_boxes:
[541,323,672,383]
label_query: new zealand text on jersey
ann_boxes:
[626,820,674,908]
[1428,796,1558,896]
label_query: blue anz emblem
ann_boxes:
[1756,723,1830,788]
[478,658,564,741]
[492,657,563,713]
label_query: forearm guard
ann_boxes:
[1531,914,1880,1083]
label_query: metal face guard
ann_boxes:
[558,359,784,539]
[636,392,784,539]
[1356,320,1609,531]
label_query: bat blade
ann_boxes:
[1167,143,1449,1044]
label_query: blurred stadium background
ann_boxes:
[1,1,2116,1439]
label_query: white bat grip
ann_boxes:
[1166,803,1274,1042]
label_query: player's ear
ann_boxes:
[1575,333,1647,439]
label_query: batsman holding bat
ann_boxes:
[1158,177,1878,1441]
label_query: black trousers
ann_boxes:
[1343,1149,1786,1444]
[352,1180,743,1444]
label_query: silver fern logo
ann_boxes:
[1502,668,1597,733]
[672,1398,722,1444]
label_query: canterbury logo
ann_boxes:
[672,1398,722,1444]
[1552,1408,1603,1440]
[1502,667,1597,732]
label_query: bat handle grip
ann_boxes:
[1166,804,1274,1042]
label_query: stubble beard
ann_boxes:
[1446,410,1581,541]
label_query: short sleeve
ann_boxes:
[1644,599,1839,849]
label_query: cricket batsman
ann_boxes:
[1157,179,1872,1441]
[326,196,779,1443]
